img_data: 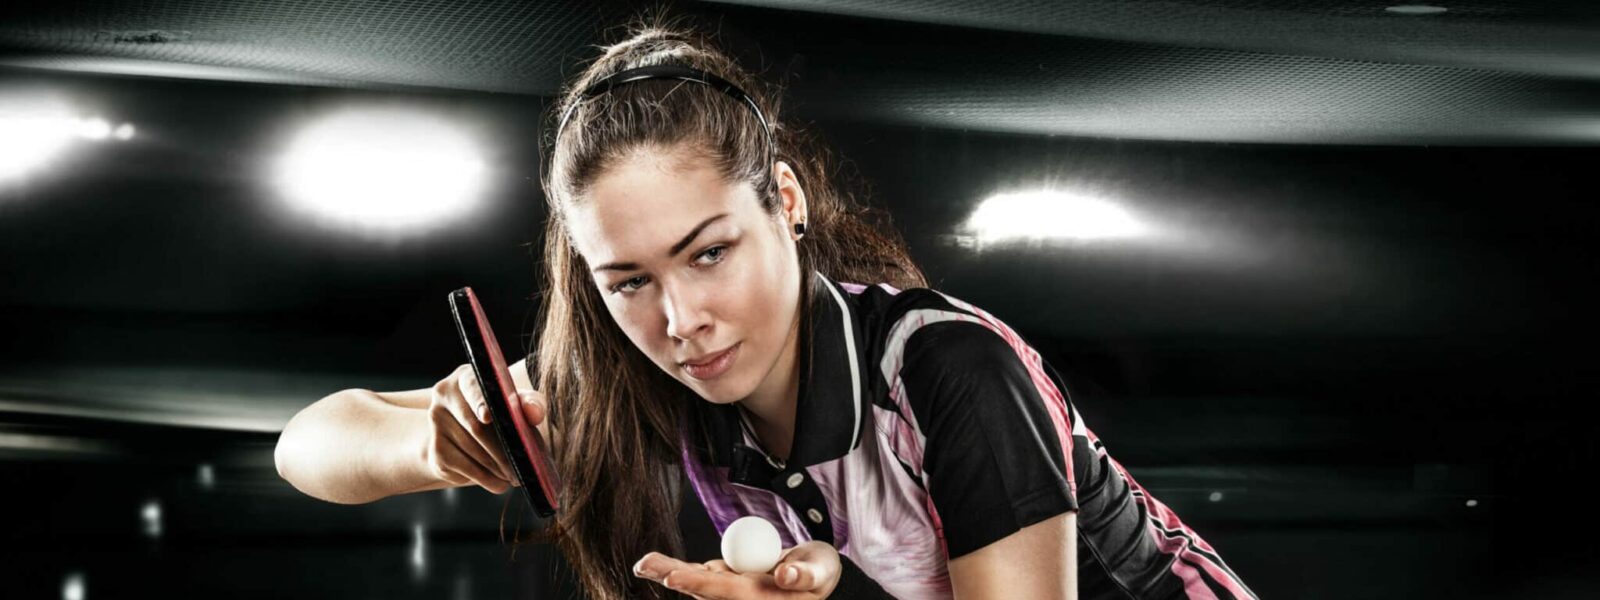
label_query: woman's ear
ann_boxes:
[774,160,808,238]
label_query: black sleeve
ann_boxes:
[899,320,1078,559]
[830,553,898,599]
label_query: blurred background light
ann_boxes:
[411,521,428,579]
[77,117,110,140]
[0,94,78,183]
[273,107,487,232]
[961,189,1148,247]
[140,499,162,538]
[62,571,85,600]
[198,463,216,490]
[1385,5,1449,15]
[454,567,473,600]
[0,92,135,185]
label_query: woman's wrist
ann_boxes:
[378,392,455,495]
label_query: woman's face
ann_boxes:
[567,146,807,405]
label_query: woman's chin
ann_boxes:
[684,375,752,405]
[691,385,746,405]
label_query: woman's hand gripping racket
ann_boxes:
[448,287,560,517]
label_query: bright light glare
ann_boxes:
[78,118,111,140]
[962,190,1147,245]
[2,95,134,184]
[113,123,136,141]
[62,572,86,600]
[275,108,487,231]
[0,100,77,182]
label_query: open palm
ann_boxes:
[634,540,842,599]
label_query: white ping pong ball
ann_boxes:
[720,515,783,574]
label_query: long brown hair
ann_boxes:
[526,10,926,599]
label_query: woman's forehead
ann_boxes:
[570,153,758,263]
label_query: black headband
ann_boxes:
[554,65,777,191]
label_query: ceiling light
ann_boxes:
[273,107,487,232]
[77,117,111,140]
[0,95,78,183]
[960,189,1147,247]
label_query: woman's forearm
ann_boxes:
[275,388,443,504]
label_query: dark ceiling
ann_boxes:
[2,0,1598,144]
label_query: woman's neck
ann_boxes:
[737,308,803,462]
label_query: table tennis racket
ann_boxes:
[448,286,560,517]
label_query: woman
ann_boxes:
[275,14,1256,600]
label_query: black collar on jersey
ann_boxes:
[695,270,870,472]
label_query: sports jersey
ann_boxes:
[678,270,1257,599]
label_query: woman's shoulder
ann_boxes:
[825,275,980,322]
[829,277,1027,373]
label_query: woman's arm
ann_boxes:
[948,511,1078,600]
[274,385,447,504]
[275,359,542,504]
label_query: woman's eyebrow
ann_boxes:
[591,213,729,272]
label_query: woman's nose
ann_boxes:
[662,282,710,342]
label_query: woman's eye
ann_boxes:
[612,276,646,294]
[696,245,728,265]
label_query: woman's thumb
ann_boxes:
[775,561,815,590]
[518,391,545,423]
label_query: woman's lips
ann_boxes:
[682,342,739,380]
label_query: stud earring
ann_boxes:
[793,222,807,237]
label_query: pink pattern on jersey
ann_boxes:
[1106,450,1254,600]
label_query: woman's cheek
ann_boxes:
[608,300,655,351]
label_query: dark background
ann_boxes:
[2,1,1597,598]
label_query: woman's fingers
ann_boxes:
[434,393,507,483]
[442,366,514,481]
[423,425,506,493]
[773,561,814,590]
[426,410,509,493]
[452,446,508,494]
[633,551,707,581]
[771,541,840,592]
[425,386,509,493]
[519,390,546,426]
[455,365,493,424]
